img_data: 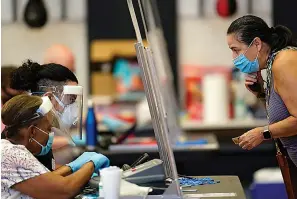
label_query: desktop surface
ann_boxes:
[78,175,246,199]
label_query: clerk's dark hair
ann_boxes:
[227,15,297,52]
[11,60,78,93]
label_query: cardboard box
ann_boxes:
[91,72,116,96]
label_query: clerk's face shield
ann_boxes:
[32,85,83,144]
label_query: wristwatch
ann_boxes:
[262,125,272,140]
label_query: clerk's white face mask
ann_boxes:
[54,95,79,129]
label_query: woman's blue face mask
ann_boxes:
[233,39,259,74]
[30,126,54,156]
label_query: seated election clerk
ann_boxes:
[1,95,109,199]
[10,60,83,170]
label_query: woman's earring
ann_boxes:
[29,138,33,143]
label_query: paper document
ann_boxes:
[232,136,240,145]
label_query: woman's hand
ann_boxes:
[245,71,264,96]
[238,127,264,150]
[66,152,109,173]
[12,162,95,199]
[89,153,110,172]
[67,152,96,172]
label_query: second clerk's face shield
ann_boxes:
[53,85,83,144]
[34,85,83,145]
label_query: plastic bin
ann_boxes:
[250,168,288,199]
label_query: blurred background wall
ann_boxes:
[1,0,88,111]
[1,0,272,101]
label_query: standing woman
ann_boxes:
[227,15,297,197]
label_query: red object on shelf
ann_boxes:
[216,0,237,18]
[183,65,234,120]
[115,115,136,123]
[124,137,157,145]
[185,77,203,120]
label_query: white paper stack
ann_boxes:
[202,73,229,124]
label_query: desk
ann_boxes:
[78,176,245,199]
[71,132,276,186]
[186,176,246,199]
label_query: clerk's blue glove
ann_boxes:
[66,152,109,173]
[89,153,110,172]
[69,134,101,146]
[70,134,87,146]
[67,152,96,172]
